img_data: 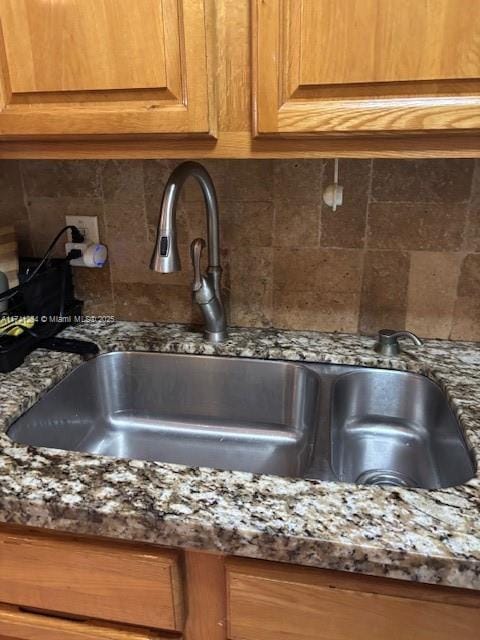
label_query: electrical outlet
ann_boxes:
[65,215,100,244]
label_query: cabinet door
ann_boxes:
[0,604,171,639]
[0,527,184,631]
[253,0,480,135]
[227,558,480,640]
[0,0,213,138]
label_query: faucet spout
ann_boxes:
[150,181,182,272]
[150,161,226,342]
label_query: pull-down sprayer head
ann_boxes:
[150,180,182,273]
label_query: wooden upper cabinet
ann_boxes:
[253,0,480,136]
[0,0,214,138]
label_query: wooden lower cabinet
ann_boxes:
[0,524,479,640]
[0,527,183,632]
[0,604,172,640]
[226,558,480,640]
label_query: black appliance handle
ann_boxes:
[38,337,100,360]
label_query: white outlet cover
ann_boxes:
[65,215,100,244]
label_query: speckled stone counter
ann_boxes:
[0,322,479,590]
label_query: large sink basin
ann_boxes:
[8,352,320,478]
[7,352,475,488]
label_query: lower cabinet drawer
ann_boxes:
[0,604,174,640]
[226,558,480,640]
[0,527,184,631]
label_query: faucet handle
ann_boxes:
[190,238,206,292]
[190,237,216,308]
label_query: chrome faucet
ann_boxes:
[150,161,227,343]
[374,329,423,356]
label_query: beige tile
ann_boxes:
[273,160,325,203]
[113,282,198,323]
[272,248,363,332]
[273,248,363,293]
[221,160,273,202]
[183,160,230,202]
[321,159,370,249]
[109,237,192,287]
[156,198,270,253]
[0,205,31,255]
[228,290,272,327]
[21,160,102,198]
[406,252,462,339]
[464,206,480,253]
[371,159,473,203]
[73,264,114,315]
[101,166,150,264]
[104,201,148,244]
[367,203,466,251]
[147,204,204,245]
[273,202,320,247]
[359,251,410,335]
[28,203,64,256]
[13,218,33,256]
[273,289,361,332]
[101,160,144,204]
[222,201,273,249]
[0,162,31,254]
[229,247,273,327]
[166,201,207,245]
[457,254,480,296]
[451,297,480,341]
[448,255,480,339]
[0,161,24,206]
[464,160,480,252]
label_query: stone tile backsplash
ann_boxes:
[1,158,479,340]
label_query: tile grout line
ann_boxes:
[138,160,151,243]
[98,161,116,311]
[317,158,326,247]
[448,250,467,341]
[17,160,36,255]
[357,158,374,334]
[461,158,478,253]
[448,161,477,338]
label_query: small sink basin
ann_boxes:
[331,369,474,489]
[7,352,475,488]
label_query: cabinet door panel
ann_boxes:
[0,528,184,631]
[227,558,480,640]
[254,0,480,135]
[2,0,168,93]
[0,0,213,137]
[0,604,171,639]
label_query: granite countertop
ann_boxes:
[0,321,479,590]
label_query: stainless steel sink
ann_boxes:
[8,352,320,478]
[7,352,475,488]
[330,369,475,488]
